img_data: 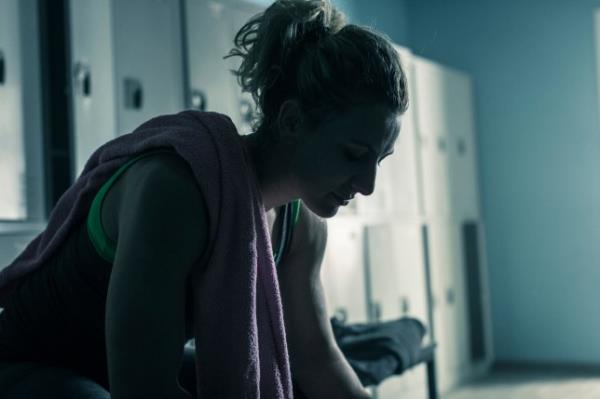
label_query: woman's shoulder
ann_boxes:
[114,152,210,265]
[116,151,209,233]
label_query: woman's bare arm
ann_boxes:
[277,206,371,399]
[105,155,208,399]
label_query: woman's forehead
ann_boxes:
[319,104,400,146]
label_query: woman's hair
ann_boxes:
[225,0,409,135]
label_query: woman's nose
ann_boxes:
[352,163,377,196]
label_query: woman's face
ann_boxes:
[292,103,401,218]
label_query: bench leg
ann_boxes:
[426,357,438,399]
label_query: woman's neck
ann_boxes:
[239,132,298,212]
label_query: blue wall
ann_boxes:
[244,0,410,44]
[346,0,410,46]
[406,0,600,363]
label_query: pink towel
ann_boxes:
[0,110,293,398]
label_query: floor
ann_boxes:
[444,365,600,399]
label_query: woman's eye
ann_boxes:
[345,149,368,161]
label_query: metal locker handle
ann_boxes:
[190,89,207,111]
[73,62,91,97]
[400,296,410,315]
[457,137,467,155]
[0,50,5,85]
[371,302,382,322]
[124,78,143,110]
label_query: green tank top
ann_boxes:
[86,150,301,265]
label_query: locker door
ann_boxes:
[447,221,471,381]
[113,0,184,135]
[413,57,452,218]
[0,0,27,220]
[412,57,472,138]
[365,222,429,399]
[446,72,480,219]
[365,223,428,323]
[69,0,118,177]
[185,0,239,125]
[416,131,452,218]
[427,221,459,394]
[320,218,368,323]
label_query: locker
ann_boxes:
[320,218,368,323]
[413,56,480,219]
[447,76,480,220]
[0,0,27,220]
[69,0,185,178]
[427,221,470,394]
[415,130,452,218]
[69,0,118,178]
[184,0,240,127]
[412,57,473,140]
[112,0,185,134]
[364,223,428,324]
[364,222,429,399]
[413,57,453,218]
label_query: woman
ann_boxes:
[0,0,407,397]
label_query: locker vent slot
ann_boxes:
[462,221,486,362]
[0,50,4,84]
[421,224,435,341]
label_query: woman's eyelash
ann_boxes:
[345,150,368,160]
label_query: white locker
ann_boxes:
[412,57,473,140]
[364,223,428,326]
[0,0,44,225]
[113,0,185,134]
[69,0,118,178]
[364,222,429,399]
[69,0,185,178]
[320,218,368,323]
[184,0,240,127]
[413,56,481,220]
[447,75,480,220]
[185,0,264,136]
[427,221,470,394]
[0,0,27,220]
[412,57,453,219]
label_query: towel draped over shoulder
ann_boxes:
[0,110,293,398]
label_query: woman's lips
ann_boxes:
[332,192,350,206]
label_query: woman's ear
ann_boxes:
[275,99,304,144]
